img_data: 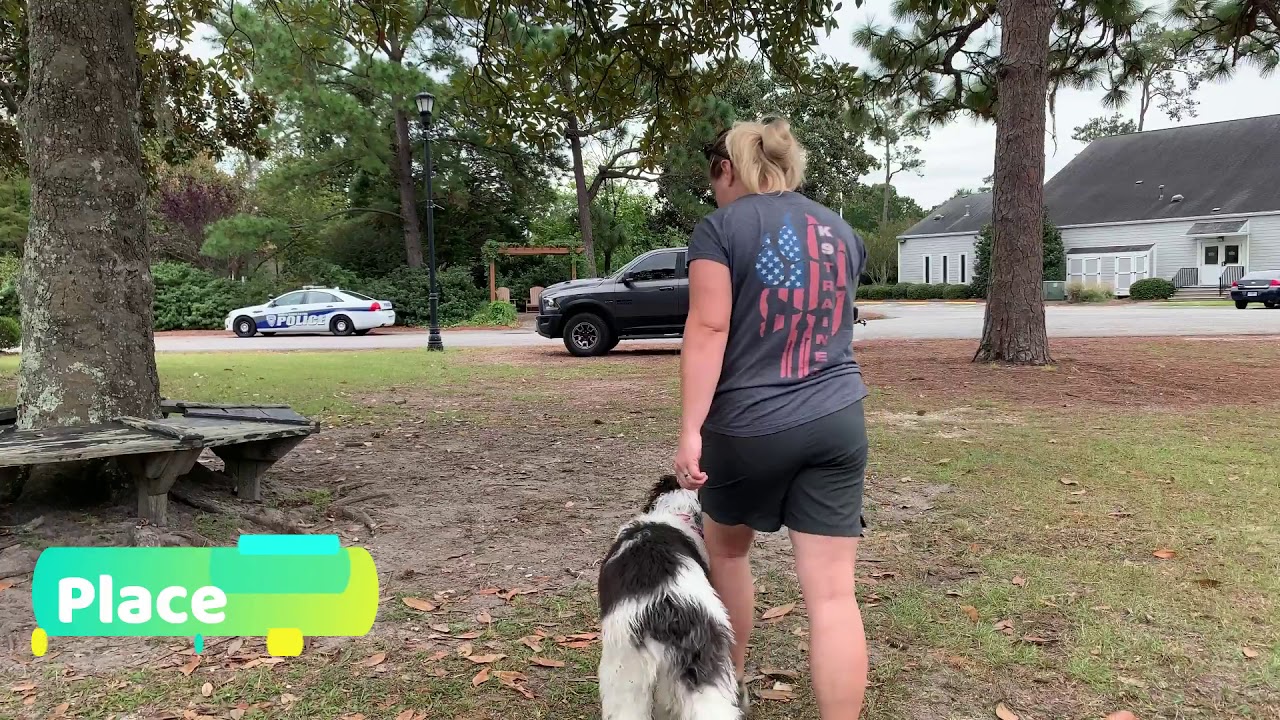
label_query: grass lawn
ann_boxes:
[0,339,1277,719]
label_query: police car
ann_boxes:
[225,287,396,338]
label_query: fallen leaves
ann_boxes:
[476,610,493,624]
[494,670,535,699]
[530,657,565,668]
[961,605,980,623]
[402,597,436,612]
[471,667,490,687]
[0,580,13,593]
[200,682,213,697]
[993,619,1014,636]
[761,603,796,620]
[1194,578,1222,588]
[1011,576,1028,587]
[467,654,506,665]
[1242,647,1260,659]
[429,623,451,634]
[1152,549,1177,560]
[359,653,387,668]
[1104,713,1137,720]
[1058,478,1079,486]
[995,702,1019,720]
[457,643,473,658]
[519,636,544,652]
[761,667,799,680]
[179,657,201,676]
[757,681,795,702]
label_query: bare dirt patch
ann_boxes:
[859,337,1280,409]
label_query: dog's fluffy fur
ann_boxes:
[597,475,740,720]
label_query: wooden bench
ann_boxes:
[0,402,318,525]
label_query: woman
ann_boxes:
[674,118,870,719]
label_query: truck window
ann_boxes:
[627,252,679,282]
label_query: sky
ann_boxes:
[823,0,1280,210]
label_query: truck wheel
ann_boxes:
[564,313,612,357]
[330,315,355,336]
[233,316,257,338]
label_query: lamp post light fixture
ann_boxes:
[415,91,444,352]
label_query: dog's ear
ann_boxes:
[643,474,681,512]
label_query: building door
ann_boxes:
[1201,241,1242,285]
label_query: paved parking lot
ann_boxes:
[152,302,1280,352]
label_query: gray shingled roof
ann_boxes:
[901,191,992,236]
[901,114,1280,238]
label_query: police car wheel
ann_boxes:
[233,316,257,338]
[330,315,355,336]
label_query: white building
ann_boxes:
[897,114,1280,296]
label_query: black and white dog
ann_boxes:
[597,475,741,720]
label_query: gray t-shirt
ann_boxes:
[688,191,869,437]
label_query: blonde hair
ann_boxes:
[712,118,807,195]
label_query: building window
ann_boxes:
[924,256,931,284]
[942,255,950,283]
[960,254,968,283]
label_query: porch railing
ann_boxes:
[1173,267,1199,288]
[1219,265,1246,296]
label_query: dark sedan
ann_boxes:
[1230,270,1280,309]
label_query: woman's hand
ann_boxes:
[674,431,708,489]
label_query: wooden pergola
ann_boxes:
[488,246,586,302]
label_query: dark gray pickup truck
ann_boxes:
[536,246,863,356]
[536,248,690,356]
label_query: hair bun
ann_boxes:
[761,119,796,160]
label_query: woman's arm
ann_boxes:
[675,258,733,487]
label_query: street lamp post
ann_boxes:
[416,91,444,352]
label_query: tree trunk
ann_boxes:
[881,136,892,227]
[566,117,598,278]
[975,0,1053,365]
[393,109,425,268]
[1139,78,1150,131]
[17,0,161,428]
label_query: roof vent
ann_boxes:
[1212,207,1222,213]
[934,214,944,221]
[964,204,971,217]
[1170,193,1184,203]
[1134,180,1143,184]
[1158,184,1165,201]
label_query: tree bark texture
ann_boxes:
[393,109,425,269]
[976,0,1054,365]
[17,0,161,428]
[566,117,598,278]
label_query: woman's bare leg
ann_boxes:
[790,530,867,720]
[703,517,756,678]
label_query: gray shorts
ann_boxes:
[699,400,868,537]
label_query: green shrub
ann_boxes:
[467,301,518,327]
[358,265,486,327]
[859,284,893,301]
[1128,277,1176,301]
[943,284,972,300]
[904,283,936,300]
[0,278,18,318]
[1066,282,1114,303]
[0,316,18,347]
[152,262,277,330]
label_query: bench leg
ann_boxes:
[120,449,202,526]
[213,437,306,503]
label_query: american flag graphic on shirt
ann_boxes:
[753,213,850,379]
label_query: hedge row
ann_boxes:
[859,283,980,301]
[153,262,491,331]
